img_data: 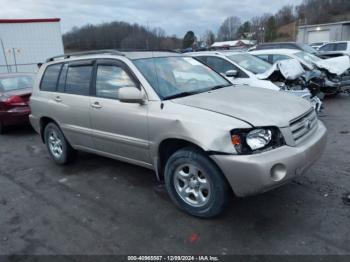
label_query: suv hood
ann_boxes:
[172,86,312,127]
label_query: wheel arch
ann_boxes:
[39,116,60,143]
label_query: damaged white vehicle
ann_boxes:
[250,49,350,95]
[188,51,320,110]
[256,59,323,112]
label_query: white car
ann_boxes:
[250,49,350,94]
[188,51,312,100]
[309,42,329,51]
[318,41,350,57]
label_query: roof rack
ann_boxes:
[118,48,180,53]
[46,49,125,62]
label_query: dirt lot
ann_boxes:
[0,95,349,255]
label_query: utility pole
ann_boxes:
[0,39,9,73]
[12,48,18,72]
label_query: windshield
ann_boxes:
[227,53,271,74]
[133,56,230,99]
[295,51,322,67]
[0,75,34,92]
[300,43,318,54]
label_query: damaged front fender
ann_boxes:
[147,101,252,160]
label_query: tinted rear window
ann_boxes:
[336,43,347,51]
[40,64,62,92]
[319,43,335,51]
[65,65,93,96]
[281,43,297,49]
[0,75,34,92]
[257,44,278,50]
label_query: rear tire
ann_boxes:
[44,123,75,165]
[164,147,230,218]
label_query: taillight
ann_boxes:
[0,95,27,107]
[7,95,26,106]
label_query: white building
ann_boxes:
[297,21,350,44]
[211,40,256,50]
[0,18,64,73]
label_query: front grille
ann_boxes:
[290,109,318,143]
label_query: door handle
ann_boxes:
[91,102,102,109]
[54,96,62,102]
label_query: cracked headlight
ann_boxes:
[231,127,285,154]
[246,129,272,150]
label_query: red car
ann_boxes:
[0,73,35,134]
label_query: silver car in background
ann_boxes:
[29,50,327,218]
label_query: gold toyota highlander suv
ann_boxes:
[29,50,327,217]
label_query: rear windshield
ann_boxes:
[0,75,34,92]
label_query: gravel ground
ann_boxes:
[0,95,349,255]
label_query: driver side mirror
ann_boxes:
[225,70,238,78]
[117,87,146,104]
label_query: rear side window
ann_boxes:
[336,43,347,51]
[65,65,93,96]
[40,64,62,91]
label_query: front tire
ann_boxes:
[44,123,75,165]
[164,147,230,218]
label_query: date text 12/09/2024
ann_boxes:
[127,256,220,261]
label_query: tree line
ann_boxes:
[63,0,350,51]
[63,21,182,51]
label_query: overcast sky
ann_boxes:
[0,0,302,37]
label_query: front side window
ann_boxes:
[40,64,62,92]
[133,56,230,99]
[0,75,34,92]
[65,65,93,96]
[206,56,237,74]
[95,65,137,99]
[228,53,271,74]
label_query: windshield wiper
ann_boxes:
[163,84,231,100]
[163,91,198,100]
[208,84,231,91]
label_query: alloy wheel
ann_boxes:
[173,164,211,207]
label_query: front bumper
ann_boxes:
[211,121,327,197]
